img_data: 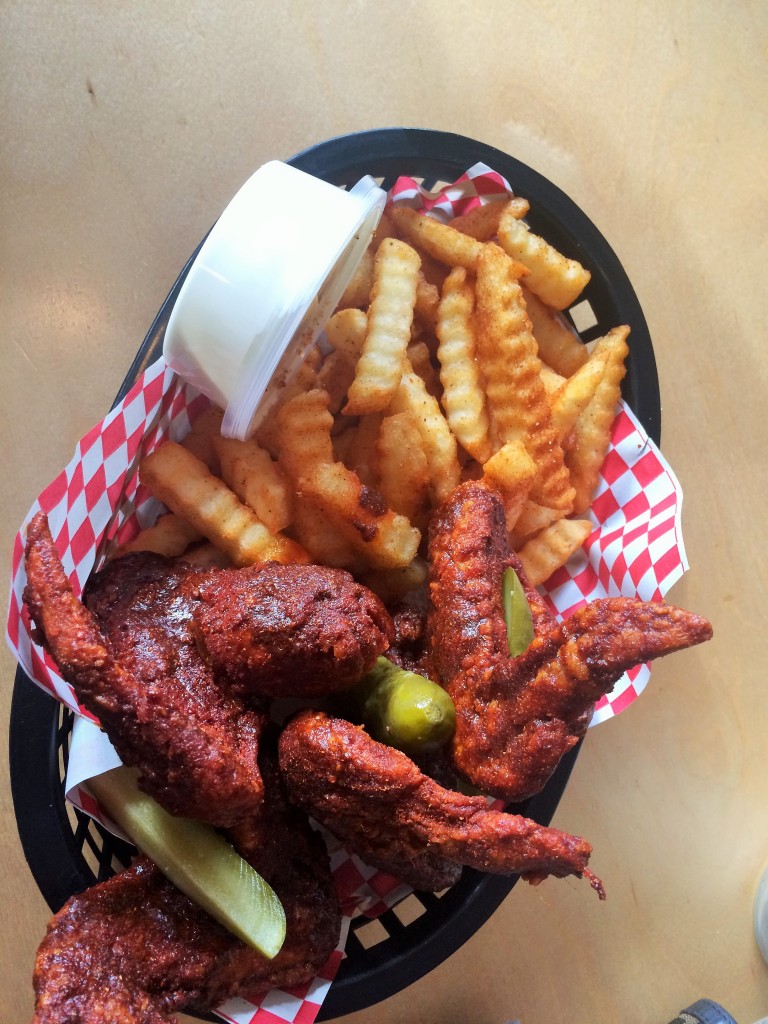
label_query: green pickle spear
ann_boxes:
[88,765,286,958]
[502,565,535,657]
[358,656,456,754]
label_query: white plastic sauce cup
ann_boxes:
[163,161,387,439]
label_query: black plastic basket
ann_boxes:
[9,128,660,1021]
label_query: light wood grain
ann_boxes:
[2,2,767,1022]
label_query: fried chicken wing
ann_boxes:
[24,513,392,825]
[32,745,342,1024]
[279,710,602,895]
[428,483,714,801]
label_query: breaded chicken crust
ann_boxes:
[428,483,713,800]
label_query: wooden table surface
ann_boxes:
[2,3,767,1022]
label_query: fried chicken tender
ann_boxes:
[189,560,393,698]
[23,513,392,826]
[279,710,603,895]
[24,514,266,827]
[428,482,714,801]
[32,746,342,1024]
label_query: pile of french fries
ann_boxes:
[131,193,630,598]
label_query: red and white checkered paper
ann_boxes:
[6,164,688,1022]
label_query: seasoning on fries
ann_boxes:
[474,243,574,513]
[518,517,594,586]
[376,411,430,524]
[212,435,294,534]
[343,238,421,416]
[522,285,589,377]
[481,441,537,531]
[549,347,610,444]
[137,187,630,590]
[390,204,485,270]
[498,202,591,310]
[139,442,309,566]
[436,266,493,464]
[566,326,630,513]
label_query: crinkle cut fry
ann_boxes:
[428,482,713,802]
[139,442,309,567]
[436,266,493,464]
[498,205,591,310]
[474,243,574,512]
[389,204,485,270]
[278,389,421,570]
[566,325,630,514]
[278,710,602,896]
[343,237,421,416]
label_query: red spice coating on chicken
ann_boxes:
[279,709,600,894]
[24,513,392,827]
[189,561,393,698]
[31,745,341,1024]
[428,483,714,801]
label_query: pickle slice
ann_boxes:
[88,765,286,958]
[359,656,456,754]
[502,566,535,657]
